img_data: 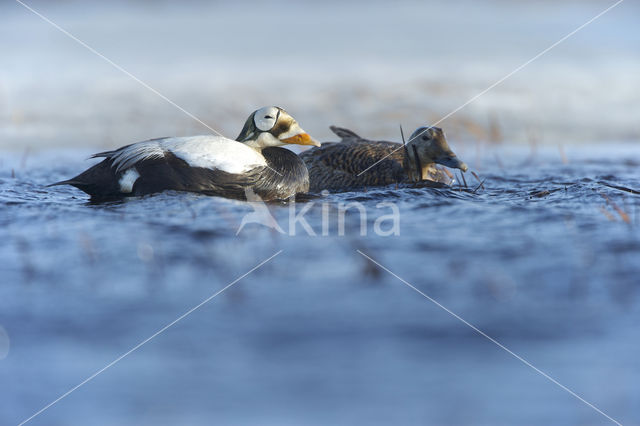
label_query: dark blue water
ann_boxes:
[1,145,639,425]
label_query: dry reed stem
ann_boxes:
[472,179,486,194]
[471,171,484,189]
[558,145,568,164]
[599,206,616,222]
[600,193,631,224]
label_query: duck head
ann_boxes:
[236,106,320,150]
[404,126,468,181]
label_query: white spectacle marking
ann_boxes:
[118,168,140,193]
[356,0,625,177]
[18,250,284,426]
[254,106,279,131]
[356,250,623,426]
[109,136,267,174]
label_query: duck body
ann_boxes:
[51,107,318,201]
[301,126,467,193]
[55,136,308,201]
[301,137,407,192]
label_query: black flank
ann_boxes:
[51,147,309,202]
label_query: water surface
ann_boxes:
[1,145,639,425]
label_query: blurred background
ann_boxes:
[1,1,640,426]
[1,0,639,150]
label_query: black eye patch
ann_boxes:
[265,115,274,120]
[270,119,291,137]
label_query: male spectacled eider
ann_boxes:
[300,125,468,192]
[50,107,319,201]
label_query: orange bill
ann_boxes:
[280,133,321,147]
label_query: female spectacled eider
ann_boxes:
[300,125,468,192]
[50,107,319,201]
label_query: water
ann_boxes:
[1,144,639,425]
[2,0,640,424]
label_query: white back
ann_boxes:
[110,135,267,174]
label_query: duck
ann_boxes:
[300,125,468,192]
[50,106,319,201]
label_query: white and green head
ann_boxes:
[236,106,320,149]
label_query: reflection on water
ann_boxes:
[3,1,639,424]
[1,145,639,425]
[0,326,9,360]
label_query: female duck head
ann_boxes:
[236,106,320,150]
[405,126,468,181]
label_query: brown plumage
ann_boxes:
[300,126,468,192]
